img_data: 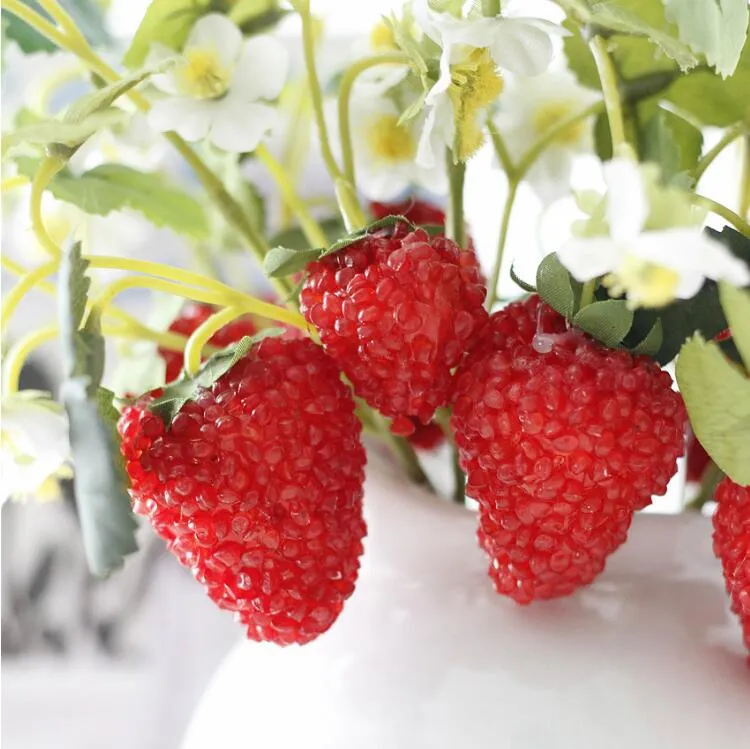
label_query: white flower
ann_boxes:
[492,71,600,205]
[349,90,447,201]
[558,158,750,308]
[147,14,289,152]
[412,0,562,166]
[0,392,72,503]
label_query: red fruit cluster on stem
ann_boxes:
[451,296,687,604]
[119,337,367,645]
[712,478,750,655]
[301,224,488,427]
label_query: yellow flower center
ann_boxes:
[448,49,504,162]
[603,254,681,308]
[370,20,396,51]
[531,100,587,145]
[176,48,231,100]
[365,114,416,163]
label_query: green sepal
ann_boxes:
[573,300,634,348]
[536,252,582,319]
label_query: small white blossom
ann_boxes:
[0,393,72,503]
[147,14,289,152]
[492,70,600,205]
[558,158,750,308]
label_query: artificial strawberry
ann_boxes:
[451,295,686,603]
[370,199,447,228]
[119,337,367,645]
[407,419,446,451]
[300,223,487,431]
[712,477,750,655]
[159,303,260,383]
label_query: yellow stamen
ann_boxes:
[448,49,504,162]
[603,255,681,309]
[531,100,587,146]
[365,114,416,163]
[176,48,231,100]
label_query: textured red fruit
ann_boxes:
[370,199,447,227]
[712,478,750,655]
[301,224,488,424]
[408,419,446,451]
[119,337,367,645]
[451,295,686,604]
[159,303,260,383]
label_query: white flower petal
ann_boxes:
[209,100,279,153]
[231,35,289,101]
[148,97,214,141]
[525,149,574,206]
[557,237,625,282]
[489,18,555,76]
[358,163,411,202]
[603,158,647,242]
[185,13,243,69]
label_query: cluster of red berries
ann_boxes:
[118,201,748,652]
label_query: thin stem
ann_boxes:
[255,145,329,248]
[686,462,723,512]
[1,260,60,331]
[486,181,518,310]
[373,414,432,488]
[38,0,87,46]
[445,151,467,247]
[452,447,466,505]
[334,178,368,232]
[695,195,750,238]
[3,324,59,394]
[293,0,343,182]
[337,53,410,184]
[487,120,517,180]
[589,36,627,150]
[0,257,56,295]
[184,306,245,375]
[693,122,748,183]
[31,156,66,258]
[1,0,69,49]
[2,175,30,192]
[579,279,596,308]
[739,136,750,219]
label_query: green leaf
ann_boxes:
[123,0,211,69]
[573,300,634,347]
[631,318,663,357]
[320,214,416,259]
[270,217,344,251]
[62,379,138,578]
[589,2,699,72]
[719,283,750,371]
[665,37,750,126]
[639,108,703,182]
[536,252,582,319]
[593,112,613,161]
[229,0,288,34]
[264,246,321,278]
[16,158,209,238]
[2,109,128,158]
[149,330,283,424]
[510,264,537,293]
[676,334,750,485]
[664,0,749,78]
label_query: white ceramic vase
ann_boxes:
[182,457,748,749]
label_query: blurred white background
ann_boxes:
[1,1,744,747]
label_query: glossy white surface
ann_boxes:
[183,459,748,749]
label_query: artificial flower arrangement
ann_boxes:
[1,0,749,655]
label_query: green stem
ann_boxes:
[589,36,627,151]
[692,122,747,183]
[445,150,467,247]
[452,446,466,505]
[487,120,517,180]
[338,53,411,185]
[579,279,596,309]
[741,136,750,220]
[686,462,723,512]
[695,195,750,238]
[373,414,432,489]
[481,0,501,16]
[486,181,518,310]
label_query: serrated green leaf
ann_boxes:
[639,108,703,182]
[123,0,211,69]
[62,379,138,578]
[676,335,750,485]
[319,214,416,259]
[664,0,749,78]
[2,109,128,158]
[510,264,537,293]
[631,318,663,356]
[15,159,209,238]
[149,330,283,424]
[58,241,93,382]
[573,300,634,347]
[536,253,582,319]
[264,246,321,278]
[719,283,750,372]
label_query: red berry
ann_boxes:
[451,295,687,604]
[712,477,750,655]
[301,224,488,424]
[370,199,447,227]
[408,419,446,451]
[159,303,260,383]
[119,337,367,645]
